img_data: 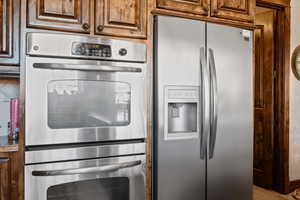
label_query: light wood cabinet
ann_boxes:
[95,0,147,38]
[157,0,209,16]
[27,0,91,33]
[210,0,255,22]
[0,0,20,66]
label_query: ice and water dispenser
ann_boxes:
[164,86,199,140]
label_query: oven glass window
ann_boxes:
[48,80,131,129]
[47,177,129,200]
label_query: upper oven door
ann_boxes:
[25,56,147,146]
[25,155,146,200]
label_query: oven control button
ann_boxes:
[119,48,127,56]
[74,44,86,55]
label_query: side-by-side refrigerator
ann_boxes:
[154,15,253,200]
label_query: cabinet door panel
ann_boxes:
[27,0,90,33]
[0,157,10,200]
[157,0,209,15]
[0,0,20,65]
[211,0,255,22]
[95,0,147,39]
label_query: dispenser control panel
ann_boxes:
[168,89,198,99]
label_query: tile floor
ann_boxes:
[253,186,295,200]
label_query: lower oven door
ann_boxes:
[25,155,146,200]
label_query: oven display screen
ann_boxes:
[72,42,112,57]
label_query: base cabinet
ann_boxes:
[0,152,22,200]
[0,156,10,200]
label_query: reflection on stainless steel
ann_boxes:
[168,103,197,133]
[25,154,146,200]
[33,63,142,73]
[88,113,112,125]
[208,48,218,159]
[25,33,147,146]
[32,160,142,176]
[25,142,146,164]
[200,46,210,160]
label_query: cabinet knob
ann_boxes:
[203,7,208,12]
[97,25,104,32]
[82,23,90,31]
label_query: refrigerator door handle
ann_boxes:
[208,48,218,159]
[200,47,210,160]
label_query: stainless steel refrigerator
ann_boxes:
[153,15,253,200]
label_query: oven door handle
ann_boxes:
[33,63,142,73]
[32,160,142,176]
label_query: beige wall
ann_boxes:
[290,0,300,181]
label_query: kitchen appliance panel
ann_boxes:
[155,16,206,200]
[207,23,253,200]
[25,155,146,200]
[26,33,146,62]
[25,142,146,164]
[25,56,146,146]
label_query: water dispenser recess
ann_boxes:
[168,103,197,133]
[164,86,199,140]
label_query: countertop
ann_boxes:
[0,136,19,152]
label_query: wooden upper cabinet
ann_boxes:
[0,0,20,65]
[27,0,91,33]
[95,0,147,39]
[211,0,255,22]
[157,0,209,16]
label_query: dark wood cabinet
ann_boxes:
[0,0,20,66]
[0,156,10,200]
[95,0,147,39]
[210,0,255,22]
[156,0,209,16]
[0,151,22,200]
[27,0,91,33]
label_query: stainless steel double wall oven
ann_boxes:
[24,33,147,200]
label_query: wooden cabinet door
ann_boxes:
[0,0,20,65]
[253,10,275,189]
[0,157,10,200]
[95,0,147,39]
[157,0,209,16]
[211,0,255,22]
[27,0,91,33]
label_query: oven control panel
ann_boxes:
[72,42,112,57]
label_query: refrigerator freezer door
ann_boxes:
[154,16,206,200]
[207,23,253,200]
